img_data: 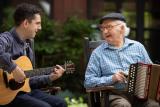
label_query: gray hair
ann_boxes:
[123,22,130,37]
[118,21,130,37]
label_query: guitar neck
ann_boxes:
[24,65,65,78]
[12,56,74,78]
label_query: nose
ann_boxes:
[38,25,42,31]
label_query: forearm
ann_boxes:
[84,75,114,88]
[0,41,16,72]
[29,75,52,89]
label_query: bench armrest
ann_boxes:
[86,85,115,92]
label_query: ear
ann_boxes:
[120,24,125,34]
[22,19,29,28]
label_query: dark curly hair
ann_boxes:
[13,3,42,26]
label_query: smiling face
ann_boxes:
[99,19,125,47]
[23,14,41,39]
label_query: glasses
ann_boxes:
[99,23,121,31]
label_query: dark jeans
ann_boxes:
[0,89,67,107]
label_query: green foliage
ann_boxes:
[62,16,93,60]
[65,97,88,107]
[35,16,60,54]
[35,16,93,61]
[56,90,88,107]
[0,7,14,32]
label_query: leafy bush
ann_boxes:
[56,90,88,107]
[0,7,14,32]
[35,16,94,62]
[65,97,88,107]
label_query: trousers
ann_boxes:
[0,89,67,107]
[109,94,159,107]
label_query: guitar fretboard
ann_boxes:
[25,67,54,78]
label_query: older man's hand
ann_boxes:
[112,71,127,83]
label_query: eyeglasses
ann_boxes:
[99,23,121,31]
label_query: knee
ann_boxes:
[56,98,67,107]
[117,101,131,107]
[145,102,159,107]
[145,99,159,107]
[110,99,131,107]
[49,98,67,107]
[32,102,52,107]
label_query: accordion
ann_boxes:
[127,63,160,102]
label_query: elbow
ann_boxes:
[84,79,96,88]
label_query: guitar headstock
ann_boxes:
[64,60,75,74]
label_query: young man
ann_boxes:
[84,13,159,107]
[0,3,67,107]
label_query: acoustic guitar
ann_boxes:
[0,56,75,105]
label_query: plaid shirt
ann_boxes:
[84,38,152,89]
[0,28,52,89]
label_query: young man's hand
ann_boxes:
[49,65,65,81]
[12,66,26,83]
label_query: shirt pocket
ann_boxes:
[124,52,142,64]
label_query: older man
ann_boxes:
[84,13,159,107]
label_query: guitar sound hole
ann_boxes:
[9,79,25,90]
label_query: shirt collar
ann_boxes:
[102,38,134,50]
[10,27,25,45]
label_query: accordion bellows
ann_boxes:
[127,63,160,102]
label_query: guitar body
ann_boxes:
[0,56,75,105]
[0,56,32,105]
